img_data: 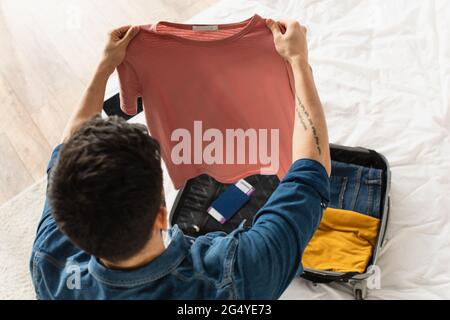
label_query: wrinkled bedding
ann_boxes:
[130,0,450,299]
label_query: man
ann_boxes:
[30,19,331,299]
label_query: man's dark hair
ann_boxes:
[48,115,163,262]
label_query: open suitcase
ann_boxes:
[169,144,391,300]
[103,94,391,300]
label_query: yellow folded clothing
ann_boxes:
[302,208,380,273]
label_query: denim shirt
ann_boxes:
[30,145,330,299]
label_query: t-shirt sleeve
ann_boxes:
[117,60,142,115]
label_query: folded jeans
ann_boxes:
[329,160,382,218]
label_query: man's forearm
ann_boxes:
[290,59,331,176]
[60,25,139,143]
[61,63,113,143]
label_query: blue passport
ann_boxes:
[207,179,255,224]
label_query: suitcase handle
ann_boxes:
[301,270,358,283]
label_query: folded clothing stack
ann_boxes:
[302,160,383,273]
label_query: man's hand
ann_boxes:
[61,25,139,143]
[100,25,140,74]
[265,19,308,66]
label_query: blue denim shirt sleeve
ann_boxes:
[32,144,62,252]
[30,145,329,299]
[232,159,330,299]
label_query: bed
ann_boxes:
[130,0,450,299]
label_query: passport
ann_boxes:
[207,179,255,224]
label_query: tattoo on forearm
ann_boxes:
[295,104,308,131]
[295,95,322,155]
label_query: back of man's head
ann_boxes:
[48,116,163,263]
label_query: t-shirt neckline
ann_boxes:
[149,14,262,46]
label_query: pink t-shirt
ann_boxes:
[117,14,295,189]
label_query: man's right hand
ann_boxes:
[265,19,309,66]
[100,25,140,75]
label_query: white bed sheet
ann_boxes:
[130,0,450,299]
